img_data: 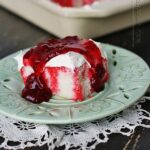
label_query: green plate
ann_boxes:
[0,43,149,124]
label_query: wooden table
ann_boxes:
[0,7,150,150]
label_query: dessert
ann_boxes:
[15,36,109,103]
[51,0,95,7]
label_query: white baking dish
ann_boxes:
[0,0,150,38]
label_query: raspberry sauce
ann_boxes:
[22,36,109,103]
[51,0,95,7]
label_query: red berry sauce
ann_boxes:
[21,36,109,103]
[22,74,52,103]
[51,0,95,7]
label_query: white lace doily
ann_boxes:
[0,88,149,150]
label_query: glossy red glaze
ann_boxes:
[51,0,95,7]
[22,74,52,104]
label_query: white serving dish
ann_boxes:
[0,0,150,38]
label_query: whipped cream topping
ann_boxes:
[14,51,26,70]
[14,39,104,71]
[14,41,106,71]
[14,51,91,71]
[46,51,91,70]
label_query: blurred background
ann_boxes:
[0,0,150,62]
[0,0,150,38]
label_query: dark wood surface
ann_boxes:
[0,6,150,150]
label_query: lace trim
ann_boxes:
[0,88,149,150]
